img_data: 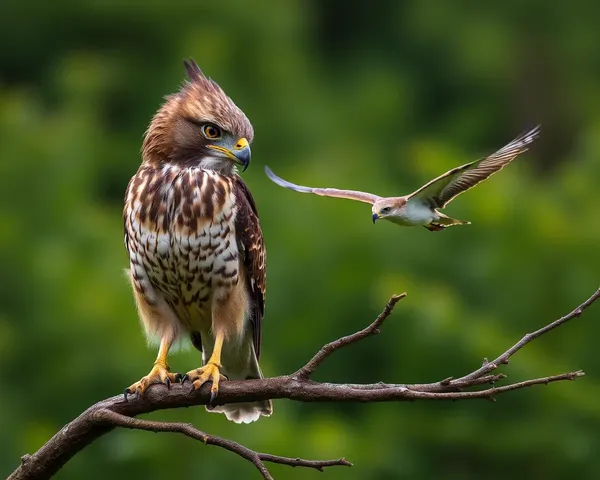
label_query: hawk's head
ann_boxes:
[371,197,407,224]
[142,59,254,174]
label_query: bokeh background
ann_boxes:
[2,1,600,479]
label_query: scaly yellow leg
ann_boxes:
[183,331,227,404]
[125,336,180,399]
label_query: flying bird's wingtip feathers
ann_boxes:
[409,124,542,208]
[524,123,542,141]
[264,166,314,194]
[493,124,542,159]
[513,124,542,149]
[525,123,542,136]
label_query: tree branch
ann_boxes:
[8,287,599,480]
[295,292,406,379]
[456,287,600,382]
[93,409,352,480]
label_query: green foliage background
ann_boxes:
[1,1,600,478]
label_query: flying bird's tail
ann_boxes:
[426,211,470,231]
[206,345,273,424]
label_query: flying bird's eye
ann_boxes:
[202,124,222,140]
[380,207,391,214]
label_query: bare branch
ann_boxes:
[93,409,351,480]
[296,293,407,379]
[456,287,600,382]
[402,371,584,400]
[8,288,599,480]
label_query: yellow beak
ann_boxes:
[207,137,251,171]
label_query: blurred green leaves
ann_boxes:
[1,1,600,479]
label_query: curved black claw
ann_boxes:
[165,377,171,390]
[181,373,189,384]
[209,390,218,406]
[123,387,134,401]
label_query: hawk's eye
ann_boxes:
[202,124,222,139]
[380,207,391,214]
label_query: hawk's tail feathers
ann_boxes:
[206,351,273,424]
[207,399,273,424]
[425,211,470,231]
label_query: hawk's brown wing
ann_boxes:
[408,126,541,208]
[233,176,266,360]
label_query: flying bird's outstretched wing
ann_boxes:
[408,125,541,208]
[265,166,381,205]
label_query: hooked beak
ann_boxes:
[208,137,251,172]
[372,213,379,224]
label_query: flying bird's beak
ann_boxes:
[372,213,379,224]
[208,137,251,172]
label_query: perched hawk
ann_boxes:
[123,59,272,423]
[266,126,540,231]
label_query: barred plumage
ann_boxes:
[124,59,271,423]
[126,166,236,317]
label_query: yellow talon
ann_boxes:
[183,331,227,403]
[125,336,180,400]
[185,362,225,388]
[125,362,179,399]
[183,362,227,404]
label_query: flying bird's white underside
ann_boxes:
[388,199,437,226]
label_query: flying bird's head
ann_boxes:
[371,198,407,224]
[142,59,254,174]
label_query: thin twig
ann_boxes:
[296,293,407,379]
[257,454,352,471]
[408,374,507,392]
[401,371,584,400]
[457,287,600,382]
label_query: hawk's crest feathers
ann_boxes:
[184,58,204,81]
[179,58,254,142]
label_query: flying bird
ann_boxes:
[123,59,272,423]
[266,126,540,231]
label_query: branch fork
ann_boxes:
[8,288,600,480]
